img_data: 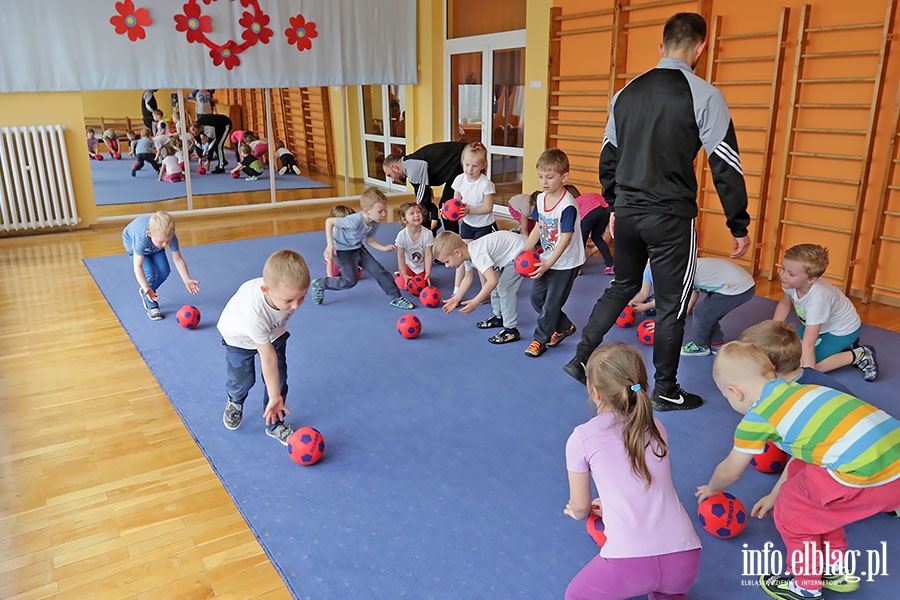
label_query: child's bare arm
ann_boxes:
[751,457,793,519]
[687,290,700,314]
[424,246,433,282]
[257,341,290,426]
[523,222,542,251]
[466,193,495,215]
[171,250,200,294]
[323,217,337,260]
[460,267,499,314]
[443,268,474,313]
[773,294,792,321]
[132,254,158,300]
[563,470,593,521]
[799,323,821,368]
[367,237,396,253]
[396,247,409,286]
[696,449,754,502]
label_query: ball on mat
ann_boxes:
[197,166,206,175]
[750,441,789,473]
[231,171,240,179]
[176,305,201,329]
[514,250,542,277]
[397,314,421,339]
[114,153,122,160]
[287,426,325,466]
[420,286,442,308]
[698,491,746,539]
[637,320,654,345]
[406,275,428,296]
[441,199,465,222]
[616,306,636,327]
[586,513,607,547]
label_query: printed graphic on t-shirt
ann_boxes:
[793,304,807,325]
[539,214,561,254]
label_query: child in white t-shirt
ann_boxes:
[393,201,434,290]
[157,146,184,183]
[681,257,756,356]
[773,243,877,381]
[216,250,310,445]
[451,142,497,294]
[433,230,527,344]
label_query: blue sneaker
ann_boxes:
[311,278,325,304]
[681,342,710,357]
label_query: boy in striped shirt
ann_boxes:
[697,342,900,600]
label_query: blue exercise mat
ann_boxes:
[89,157,330,205]
[83,224,899,599]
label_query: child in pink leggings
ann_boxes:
[565,343,702,600]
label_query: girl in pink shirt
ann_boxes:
[564,342,702,600]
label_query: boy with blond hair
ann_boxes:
[521,148,584,357]
[698,341,900,600]
[739,320,854,396]
[434,230,528,344]
[774,243,877,381]
[217,250,310,445]
[122,210,199,320]
[311,187,415,310]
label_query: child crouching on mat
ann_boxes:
[102,128,121,159]
[158,146,184,183]
[326,205,356,278]
[231,143,263,181]
[434,230,527,344]
[276,140,302,175]
[394,201,434,290]
[311,187,415,310]
[698,342,900,600]
[122,210,199,320]
[217,250,309,446]
[564,342,701,600]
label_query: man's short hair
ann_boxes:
[663,13,707,50]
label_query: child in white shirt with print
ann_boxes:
[394,201,434,290]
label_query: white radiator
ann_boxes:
[0,125,79,232]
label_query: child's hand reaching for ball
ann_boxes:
[263,398,291,426]
[442,296,460,313]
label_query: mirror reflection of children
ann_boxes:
[231,143,263,181]
[158,146,184,183]
[86,128,103,160]
[275,140,302,175]
[102,128,121,159]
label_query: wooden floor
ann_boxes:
[2,200,900,599]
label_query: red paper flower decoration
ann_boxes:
[174,0,272,70]
[110,0,152,42]
[174,2,212,44]
[285,14,318,52]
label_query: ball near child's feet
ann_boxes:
[176,305,201,329]
[397,314,421,339]
[197,166,206,175]
[114,153,122,159]
[287,427,325,466]
[231,171,240,179]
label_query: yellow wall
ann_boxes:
[81,89,178,122]
[0,92,97,226]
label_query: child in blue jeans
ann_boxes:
[122,210,199,320]
[311,187,415,310]
[216,250,310,445]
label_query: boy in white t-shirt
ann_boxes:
[773,244,877,381]
[433,230,528,344]
[216,250,310,445]
[681,257,756,356]
[394,201,434,289]
[522,148,585,357]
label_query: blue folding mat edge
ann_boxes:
[83,223,899,599]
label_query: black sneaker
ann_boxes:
[211,166,225,174]
[563,358,587,385]
[488,327,520,344]
[652,386,703,411]
[476,315,503,329]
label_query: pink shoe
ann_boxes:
[603,265,615,275]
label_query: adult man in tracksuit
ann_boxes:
[383,141,467,234]
[563,12,751,411]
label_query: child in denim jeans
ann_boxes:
[217,250,310,445]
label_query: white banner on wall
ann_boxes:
[0,0,417,92]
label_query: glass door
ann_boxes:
[446,30,525,202]
[360,84,406,187]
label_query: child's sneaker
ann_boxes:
[760,574,822,599]
[547,324,576,347]
[223,399,243,430]
[476,315,503,329]
[563,358,587,384]
[292,165,302,175]
[147,307,163,321]
[311,278,325,304]
[245,175,259,181]
[525,340,546,357]
[390,297,415,310]
[266,422,294,446]
[852,344,878,381]
[710,340,725,354]
[680,342,710,357]
[822,571,860,593]
[603,265,615,275]
[278,166,288,175]
[488,327,520,344]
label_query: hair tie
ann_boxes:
[630,383,641,392]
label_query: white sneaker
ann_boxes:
[278,166,287,175]
[292,165,301,175]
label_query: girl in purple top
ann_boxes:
[564,342,702,599]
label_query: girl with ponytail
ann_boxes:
[563,342,702,600]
